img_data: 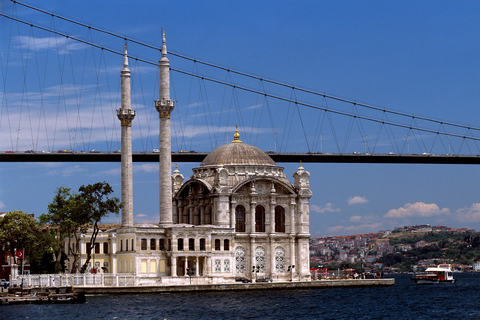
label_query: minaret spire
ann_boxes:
[155,31,175,225]
[117,42,136,227]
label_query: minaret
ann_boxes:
[155,32,175,225]
[117,44,136,227]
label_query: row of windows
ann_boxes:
[140,238,230,252]
[86,242,108,254]
[119,239,135,252]
[140,238,167,251]
[86,238,231,254]
[235,205,285,233]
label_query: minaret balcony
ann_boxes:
[117,109,136,125]
[155,98,175,117]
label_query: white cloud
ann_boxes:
[311,203,340,214]
[384,202,450,218]
[454,203,480,223]
[349,215,362,222]
[46,165,86,177]
[99,168,121,176]
[327,222,384,234]
[0,201,5,209]
[134,164,159,173]
[16,36,87,54]
[348,196,368,205]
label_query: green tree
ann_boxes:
[39,186,80,273]
[0,211,39,268]
[40,182,121,273]
[77,182,121,273]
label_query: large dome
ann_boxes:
[200,128,276,167]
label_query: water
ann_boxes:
[2,273,480,319]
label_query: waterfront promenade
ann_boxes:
[75,278,395,294]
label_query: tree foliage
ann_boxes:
[0,211,39,264]
[40,182,121,273]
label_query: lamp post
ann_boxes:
[186,267,195,285]
[288,265,295,282]
[252,266,259,282]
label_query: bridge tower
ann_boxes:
[117,45,136,227]
[155,32,175,225]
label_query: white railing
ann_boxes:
[12,274,138,288]
[10,274,222,288]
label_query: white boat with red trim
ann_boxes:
[412,264,455,285]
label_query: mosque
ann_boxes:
[67,34,312,284]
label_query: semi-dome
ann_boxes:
[200,127,276,167]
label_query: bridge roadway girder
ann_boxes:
[1,152,480,165]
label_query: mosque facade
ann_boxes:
[66,34,312,284]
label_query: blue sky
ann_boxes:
[2,0,480,237]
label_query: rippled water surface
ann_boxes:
[3,273,480,319]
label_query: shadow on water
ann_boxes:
[3,273,480,320]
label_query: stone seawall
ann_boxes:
[76,278,394,294]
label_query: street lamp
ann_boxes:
[252,266,260,282]
[287,265,295,282]
[186,267,195,285]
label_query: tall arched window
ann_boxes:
[150,239,156,250]
[275,206,286,233]
[235,247,246,274]
[255,205,265,232]
[275,247,285,273]
[235,205,246,232]
[255,247,266,273]
[141,239,147,250]
[103,242,109,254]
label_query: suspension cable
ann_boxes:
[6,2,480,133]
[2,10,480,143]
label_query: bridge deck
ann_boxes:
[1,152,480,164]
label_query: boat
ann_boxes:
[412,264,455,285]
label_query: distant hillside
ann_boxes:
[310,224,480,272]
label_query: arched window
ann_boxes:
[178,238,184,251]
[141,239,147,250]
[224,239,230,251]
[189,238,195,251]
[125,240,128,251]
[255,247,266,273]
[159,239,165,251]
[120,240,123,252]
[215,239,221,251]
[103,242,109,254]
[275,247,285,273]
[200,238,206,251]
[94,242,100,254]
[235,205,246,232]
[235,247,246,274]
[275,206,286,233]
[255,205,265,232]
[131,239,135,251]
[150,239,156,250]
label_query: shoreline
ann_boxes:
[74,278,395,294]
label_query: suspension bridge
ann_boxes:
[2,2,480,165]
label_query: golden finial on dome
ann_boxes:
[232,125,242,143]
